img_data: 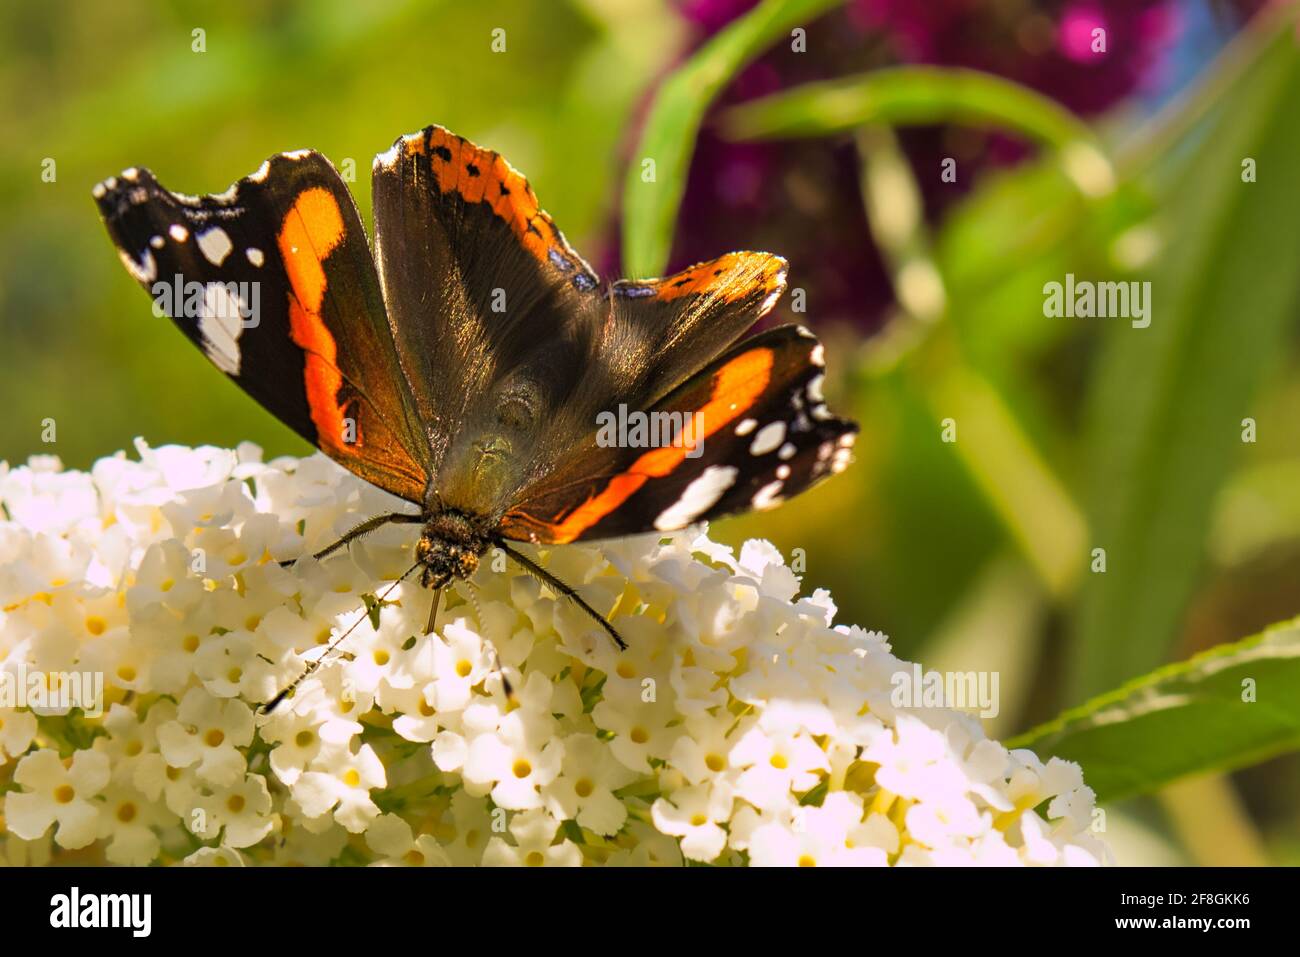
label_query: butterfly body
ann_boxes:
[415,508,496,590]
[94,125,858,627]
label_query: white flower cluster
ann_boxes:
[0,441,1110,866]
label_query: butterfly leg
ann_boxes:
[280,512,423,568]
[425,587,442,635]
[495,541,628,650]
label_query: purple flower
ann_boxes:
[613,0,1259,330]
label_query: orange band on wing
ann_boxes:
[406,127,580,273]
[277,187,356,452]
[538,346,775,543]
[651,252,786,303]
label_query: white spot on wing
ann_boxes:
[122,167,139,182]
[249,159,272,183]
[169,224,189,242]
[211,182,240,204]
[750,421,786,456]
[199,282,247,375]
[776,464,791,480]
[150,235,165,249]
[778,442,797,461]
[91,181,107,199]
[654,465,738,531]
[753,480,784,510]
[197,226,233,266]
[117,248,157,284]
[734,418,758,437]
[246,247,265,267]
[374,143,401,171]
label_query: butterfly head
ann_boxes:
[415,508,495,589]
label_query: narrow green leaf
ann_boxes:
[1071,25,1300,700]
[722,67,1113,197]
[620,0,845,277]
[1011,617,1300,804]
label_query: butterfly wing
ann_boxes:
[369,125,795,521]
[94,154,430,502]
[369,126,605,503]
[606,250,789,408]
[499,325,857,543]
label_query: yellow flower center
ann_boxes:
[54,785,76,804]
[574,778,594,799]
[204,729,225,748]
[512,759,532,779]
[85,616,107,635]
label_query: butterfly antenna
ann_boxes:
[261,560,420,714]
[496,540,627,650]
[458,580,516,702]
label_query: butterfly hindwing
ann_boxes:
[94,154,430,502]
[499,325,857,543]
[607,251,789,408]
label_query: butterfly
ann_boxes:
[94,124,858,705]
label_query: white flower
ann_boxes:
[543,734,638,836]
[156,687,254,787]
[197,774,275,848]
[462,708,564,810]
[652,782,735,862]
[292,743,386,833]
[5,749,111,848]
[482,809,582,867]
[0,443,1111,867]
[365,813,450,866]
[0,708,38,760]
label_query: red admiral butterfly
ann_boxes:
[94,125,858,704]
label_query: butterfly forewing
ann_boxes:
[94,154,430,502]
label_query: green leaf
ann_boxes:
[620,0,845,277]
[723,67,1113,197]
[1011,616,1300,803]
[1071,23,1300,700]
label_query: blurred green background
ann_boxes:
[4,0,1300,865]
